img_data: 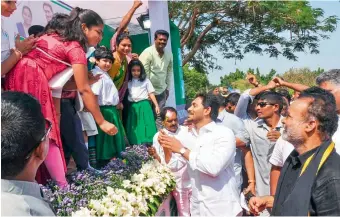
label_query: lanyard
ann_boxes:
[300,142,335,177]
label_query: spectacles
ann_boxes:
[25,119,52,160]
[257,102,275,108]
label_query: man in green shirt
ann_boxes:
[140,29,173,129]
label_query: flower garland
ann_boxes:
[41,146,176,217]
[73,160,175,217]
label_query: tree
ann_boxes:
[183,65,210,99]
[169,1,338,71]
[220,68,277,91]
[282,67,324,87]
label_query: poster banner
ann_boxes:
[2,0,149,49]
[2,1,71,48]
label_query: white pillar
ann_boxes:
[148,0,176,108]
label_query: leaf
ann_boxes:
[169,1,338,70]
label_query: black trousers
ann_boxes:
[60,98,89,170]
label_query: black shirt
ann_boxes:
[272,148,340,216]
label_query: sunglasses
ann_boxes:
[25,119,52,160]
[257,102,275,108]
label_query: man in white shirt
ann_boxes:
[216,95,256,195]
[148,107,192,217]
[158,93,242,216]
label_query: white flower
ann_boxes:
[72,207,92,217]
[107,186,115,196]
[122,180,131,188]
[131,173,145,183]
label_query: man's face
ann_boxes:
[154,34,168,51]
[319,81,340,114]
[213,88,219,95]
[292,91,300,102]
[43,5,53,22]
[187,97,207,124]
[282,99,310,147]
[225,102,235,114]
[163,111,178,133]
[255,99,278,119]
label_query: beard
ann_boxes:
[282,126,305,147]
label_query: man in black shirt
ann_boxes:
[248,87,340,216]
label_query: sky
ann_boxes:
[207,1,340,85]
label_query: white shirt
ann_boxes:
[185,122,242,216]
[269,136,295,167]
[128,78,155,102]
[91,66,119,106]
[152,126,193,189]
[270,117,340,167]
[1,17,10,63]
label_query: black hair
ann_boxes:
[43,2,53,12]
[28,25,44,37]
[195,92,220,121]
[225,92,240,106]
[154,29,169,40]
[128,59,147,82]
[258,91,284,114]
[62,7,104,50]
[216,94,227,108]
[277,88,291,104]
[1,91,46,178]
[115,33,132,47]
[22,5,32,16]
[185,99,192,111]
[44,13,69,35]
[160,107,178,121]
[299,87,338,140]
[94,46,114,62]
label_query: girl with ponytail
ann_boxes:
[3,7,118,187]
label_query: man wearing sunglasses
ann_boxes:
[1,91,55,216]
[268,69,340,197]
[272,69,340,151]
[235,80,284,216]
[249,87,340,215]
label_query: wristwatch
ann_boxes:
[179,147,186,155]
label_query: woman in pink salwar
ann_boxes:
[3,8,118,187]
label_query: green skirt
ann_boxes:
[96,105,126,160]
[126,100,157,145]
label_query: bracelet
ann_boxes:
[13,48,23,60]
[248,180,256,183]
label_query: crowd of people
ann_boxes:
[2,0,340,216]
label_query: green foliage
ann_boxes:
[169,1,338,71]
[282,67,324,87]
[219,68,277,91]
[183,65,210,99]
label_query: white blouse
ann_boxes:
[1,17,11,63]
[128,78,155,102]
[91,66,119,106]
